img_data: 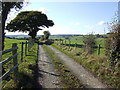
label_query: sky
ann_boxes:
[5,1,119,35]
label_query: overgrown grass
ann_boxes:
[2,38,38,89]
[52,43,120,88]
[43,44,84,88]
[53,36,106,56]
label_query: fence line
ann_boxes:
[0,39,35,84]
[25,41,27,56]
[0,43,18,83]
[21,42,24,62]
[52,38,104,55]
[28,39,35,51]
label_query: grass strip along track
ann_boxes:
[43,44,84,88]
[3,43,38,89]
[51,44,120,88]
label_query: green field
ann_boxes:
[2,38,27,77]
[2,38,38,88]
[3,38,27,60]
[52,35,106,56]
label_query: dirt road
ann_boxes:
[37,45,60,88]
[48,45,108,88]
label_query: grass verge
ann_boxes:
[2,43,38,89]
[43,44,84,88]
[51,43,120,88]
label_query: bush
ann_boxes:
[83,33,96,54]
[105,23,120,66]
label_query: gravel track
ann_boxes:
[37,45,61,88]
[47,45,108,89]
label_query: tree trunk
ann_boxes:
[0,1,1,50]
[2,12,8,50]
[2,4,10,50]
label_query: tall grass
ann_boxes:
[52,43,120,88]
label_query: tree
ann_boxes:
[83,33,96,54]
[6,11,54,39]
[105,5,120,66]
[1,1,25,50]
[105,23,120,66]
[43,31,50,40]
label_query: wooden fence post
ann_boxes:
[12,43,18,84]
[25,41,27,56]
[28,40,29,52]
[64,40,66,45]
[98,44,100,55]
[75,43,77,48]
[69,39,71,48]
[21,42,24,62]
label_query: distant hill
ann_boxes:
[5,34,81,38]
[5,35,42,38]
[5,35,30,38]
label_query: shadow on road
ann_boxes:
[27,58,43,88]
[38,69,61,77]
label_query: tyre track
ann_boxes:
[37,45,60,88]
[48,45,108,89]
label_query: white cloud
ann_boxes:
[97,21,105,26]
[39,8,48,14]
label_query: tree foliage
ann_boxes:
[6,11,54,39]
[43,31,50,40]
[1,1,25,50]
[105,7,120,65]
[105,23,120,66]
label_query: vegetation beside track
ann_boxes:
[51,43,120,88]
[2,38,38,88]
[43,44,84,88]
